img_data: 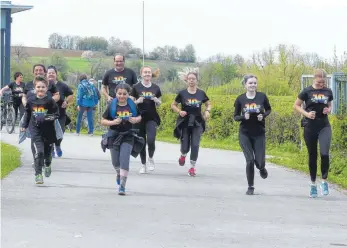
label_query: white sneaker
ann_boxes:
[148,158,155,171]
[139,164,147,174]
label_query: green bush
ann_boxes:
[156,94,347,188]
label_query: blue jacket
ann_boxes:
[76,80,98,107]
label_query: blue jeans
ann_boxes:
[76,106,94,134]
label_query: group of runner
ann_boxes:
[0,53,333,198]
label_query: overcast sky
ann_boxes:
[9,0,347,61]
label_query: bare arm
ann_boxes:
[171,101,181,114]
[293,98,308,117]
[0,85,9,95]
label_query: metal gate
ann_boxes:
[301,72,347,115]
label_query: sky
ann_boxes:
[8,0,347,61]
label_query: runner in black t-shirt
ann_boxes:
[22,64,60,163]
[171,71,212,177]
[131,66,162,173]
[294,69,333,198]
[22,64,60,107]
[47,66,74,158]
[0,72,25,121]
[101,83,142,195]
[102,54,137,102]
[234,74,271,195]
[21,76,59,184]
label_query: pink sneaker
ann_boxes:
[188,168,196,177]
[178,155,186,166]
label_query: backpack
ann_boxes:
[80,80,99,105]
[109,98,137,119]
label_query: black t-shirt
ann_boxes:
[233,92,271,136]
[55,81,73,117]
[102,68,137,98]
[22,95,59,130]
[298,86,333,125]
[7,82,25,100]
[102,103,139,132]
[24,80,58,100]
[174,89,209,121]
[131,82,162,125]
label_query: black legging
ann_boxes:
[13,98,24,121]
[304,125,331,182]
[31,130,53,176]
[239,132,266,187]
[55,115,66,147]
[180,126,203,162]
[139,120,157,164]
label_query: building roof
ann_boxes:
[1,1,33,14]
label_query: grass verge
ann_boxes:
[157,133,347,189]
[1,142,21,179]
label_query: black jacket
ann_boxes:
[101,129,145,158]
[173,114,206,139]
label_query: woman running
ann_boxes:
[0,72,25,121]
[131,66,161,173]
[233,74,271,195]
[101,83,142,195]
[47,65,73,157]
[21,76,60,184]
[171,71,211,177]
[294,69,333,198]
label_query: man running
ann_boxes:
[102,54,138,103]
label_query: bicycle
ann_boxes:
[0,93,16,134]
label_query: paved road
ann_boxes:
[1,129,347,248]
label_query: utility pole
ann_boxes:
[142,1,145,67]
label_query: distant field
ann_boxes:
[29,56,196,73]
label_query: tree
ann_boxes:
[12,44,28,63]
[183,44,196,63]
[48,33,63,49]
[48,52,69,80]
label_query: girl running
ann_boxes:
[47,65,73,158]
[233,74,271,195]
[131,66,162,173]
[294,69,333,198]
[171,71,211,177]
[101,83,142,195]
[21,76,60,184]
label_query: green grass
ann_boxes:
[156,133,347,189]
[29,56,196,73]
[1,142,21,179]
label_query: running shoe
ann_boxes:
[118,186,126,195]
[320,181,329,196]
[260,168,268,179]
[178,155,186,166]
[188,167,196,177]
[139,164,147,174]
[246,187,254,195]
[310,185,318,198]
[55,146,63,157]
[44,166,52,178]
[148,158,155,171]
[35,174,44,184]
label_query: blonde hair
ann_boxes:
[140,66,160,78]
[314,69,327,79]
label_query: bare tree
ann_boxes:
[12,44,28,63]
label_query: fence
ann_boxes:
[301,72,347,115]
